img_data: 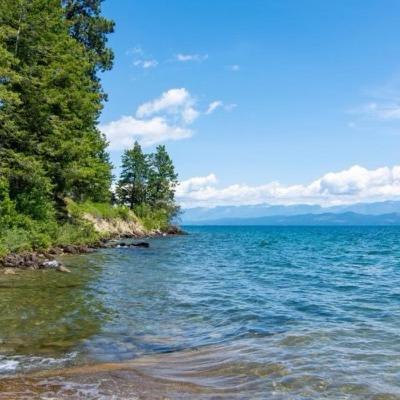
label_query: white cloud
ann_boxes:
[175,53,208,62]
[350,77,400,123]
[354,102,400,120]
[177,165,400,208]
[206,101,223,114]
[100,88,236,150]
[136,88,199,123]
[206,101,237,115]
[133,59,158,69]
[100,88,203,149]
[127,45,158,69]
[177,174,218,196]
[100,116,192,150]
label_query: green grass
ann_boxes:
[0,201,136,258]
[0,199,175,259]
[66,199,136,222]
[0,219,101,258]
[133,203,170,231]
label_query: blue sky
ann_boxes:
[99,1,400,207]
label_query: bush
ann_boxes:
[133,203,170,231]
[66,199,136,222]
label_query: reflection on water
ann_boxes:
[1,226,400,399]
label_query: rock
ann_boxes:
[41,260,61,269]
[57,265,71,273]
[132,242,150,248]
[166,225,186,235]
[3,254,24,268]
[77,245,89,253]
[48,247,63,255]
[62,245,78,254]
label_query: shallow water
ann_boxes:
[1,226,400,399]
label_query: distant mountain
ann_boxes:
[183,212,400,226]
[181,201,400,224]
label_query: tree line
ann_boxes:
[0,0,179,253]
[115,141,179,219]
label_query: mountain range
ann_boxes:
[181,201,400,225]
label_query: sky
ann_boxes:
[99,0,400,208]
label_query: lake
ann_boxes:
[1,226,400,399]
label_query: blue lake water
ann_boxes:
[1,226,400,398]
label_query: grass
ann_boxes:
[0,199,173,259]
[66,200,136,221]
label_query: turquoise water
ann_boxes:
[1,226,400,398]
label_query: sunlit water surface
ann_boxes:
[1,226,400,399]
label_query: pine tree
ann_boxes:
[62,0,115,76]
[116,142,149,209]
[148,145,178,205]
[0,0,113,216]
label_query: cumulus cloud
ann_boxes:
[99,116,192,150]
[136,88,199,124]
[177,174,218,196]
[100,88,202,150]
[176,165,400,208]
[175,53,208,62]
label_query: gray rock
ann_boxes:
[41,260,61,269]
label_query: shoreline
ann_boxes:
[0,354,210,400]
[0,225,184,273]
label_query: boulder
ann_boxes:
[132,242,150,248]
[41,260,61,269]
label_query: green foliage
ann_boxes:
[133,203,170,231]
[148,145,178,207]
[53,221,100,247]
[116,141,150,208]
[0,0,112,207]
[0,0,115,258]
[0,1,181,260]
[67,199,136,222]
[63,0,115,77]
[1,151,55,221]
[0,177,17,227]
[115,142,180,228]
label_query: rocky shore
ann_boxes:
[0,226,184,274]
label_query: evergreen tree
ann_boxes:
[62,0,115,76]
[148,145,179,209]
[0,0,112,216]
[116,142,149,209]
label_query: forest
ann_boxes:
[0,0,179,257]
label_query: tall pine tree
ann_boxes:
[116,142,149,209]
[148,145,179,209]
[0,0,113,220]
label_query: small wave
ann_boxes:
[0,352,77,376]
[0,359,19,373]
